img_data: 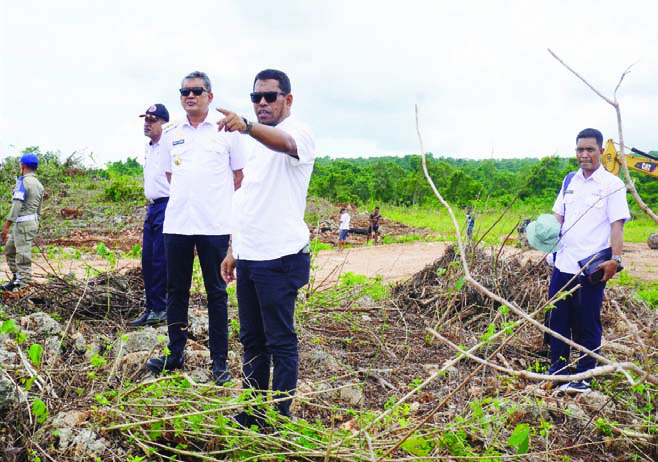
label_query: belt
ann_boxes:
[147,197,169,205]
[15,214,37,223]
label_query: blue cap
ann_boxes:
[20,153,39,168]
[139,103,169,122]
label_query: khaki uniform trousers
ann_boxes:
[4,220,38,285]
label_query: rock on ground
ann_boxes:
[20,312,62,337]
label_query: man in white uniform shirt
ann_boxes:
[146,71,245,386]
[338,207,350,250]
[130,104,170,327]
[548,128,629,394]
[219,69,315,422]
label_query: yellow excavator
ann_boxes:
[602,139,658,178]
[602,139,658,249]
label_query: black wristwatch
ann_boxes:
[241,117,253,135]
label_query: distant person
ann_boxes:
[219,68,315,424]
[338,207,350,250]
[1,154,44,291]
[366,206,382,245]
[130,104,170,327]
[146,71,245,387]
[465,206,475,240]
[547,128,629,394]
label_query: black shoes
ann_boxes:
[1,280,16,292]
[234,410,269,432]
[553,379,592,395]
[146,355,233,386]
[130,310,166,327]
[212,361,232,385]
[129,312,150,327]
[146,354,184,374]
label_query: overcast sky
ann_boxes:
[2,0,657,166]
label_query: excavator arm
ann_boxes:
[603,139,658,178]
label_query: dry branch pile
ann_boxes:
[3,268,146,320]
[391,245,552,320]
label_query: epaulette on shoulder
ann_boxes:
[162,121,176,132]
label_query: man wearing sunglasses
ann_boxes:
[130,104,170,327]
[146,71,245,386]
[218,69,315,423]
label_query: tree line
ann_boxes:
[308,154,657,210]
[1,148,655,214]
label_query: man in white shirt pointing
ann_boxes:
[219,69,315,423]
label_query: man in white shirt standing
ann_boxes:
[130,104,170,327]
[219,69,315,422]
[146,71,245,386]
[338,207,350,250]
[548,128,629,394]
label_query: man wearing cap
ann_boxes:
[218,68,315,422]
[545,128,629,394]
[130,104,171,327]
[146,71,245,386]
[1,153,45,291]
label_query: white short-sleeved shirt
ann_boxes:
[161,112,246,235]
[339,213,350,230]
[552,165,630,274]
[143,141,170,201]
[232,115,315,260]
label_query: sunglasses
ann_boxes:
[250,91,286,103]
[179,87,207,97]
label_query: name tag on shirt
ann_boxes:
[173,139,185,146]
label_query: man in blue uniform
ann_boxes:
[130,104,171,326]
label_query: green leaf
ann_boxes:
[454,277,465,291]
[507,423,530,454]
[28,343,44,367]
[401,436,433,456]
[1,319,17,334]
[32,398,49,423]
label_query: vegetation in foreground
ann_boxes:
[1,147,657,461]
[1,243,656,461]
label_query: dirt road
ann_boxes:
[313,241,657,287]
[9,241,656,287]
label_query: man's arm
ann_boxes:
[597,219,624,282]
[233,169,244,190]
[1,219,12,245]
[553,213,563,225]
[216,108,298,159]
[2,198,22,244]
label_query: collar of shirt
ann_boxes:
[181,111,219,129]
[575,164,605,184]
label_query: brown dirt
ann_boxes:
[5,241,656,288]
[311,241,657,288]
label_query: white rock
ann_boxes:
[340,383,364,406]
[70,332,87,354]
[20,312,61,337]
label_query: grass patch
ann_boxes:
[384,204,655,245]
[609,272,658,309]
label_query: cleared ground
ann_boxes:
[8,241,656,287]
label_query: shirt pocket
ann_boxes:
[585,189,605,209]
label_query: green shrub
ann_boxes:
[103,174,144,202]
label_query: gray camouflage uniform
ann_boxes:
[4,172,44,286]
